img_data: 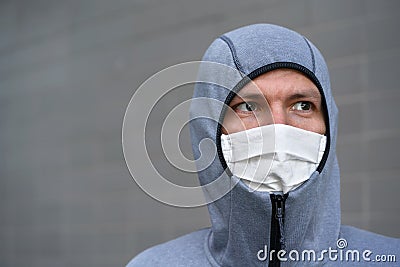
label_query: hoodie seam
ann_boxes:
[204,230,222,267]
[219,186,234,266]
[219,35,246,77]
[303,37,316,73]
[203,184,234,267]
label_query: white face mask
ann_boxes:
[220,124,326,194]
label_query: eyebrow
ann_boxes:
[287,92,321,101]
[234,93,265,100]
[234,90,321,102]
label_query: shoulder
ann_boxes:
[340,225,399,264]
[126,228,212,267]
[341,225,400,247]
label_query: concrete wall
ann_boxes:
[1,0,399,266]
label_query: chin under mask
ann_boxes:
[220,124,326,194]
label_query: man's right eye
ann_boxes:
[235,102,258,112]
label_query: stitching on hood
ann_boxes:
[219,35,245,77]
[303,37,316,73]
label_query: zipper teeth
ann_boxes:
[269,193,287,267]
[275,195,286,250]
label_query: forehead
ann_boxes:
[237,69,320,100]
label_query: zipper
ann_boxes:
[268,193,287,267]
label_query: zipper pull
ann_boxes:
[275,195,285,249]
[274,195,286,250]
[269,194,287,266]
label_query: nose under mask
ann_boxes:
[220,124,326,194]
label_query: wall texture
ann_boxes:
[1,0,399,266]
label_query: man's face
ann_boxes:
[222,69,326,135]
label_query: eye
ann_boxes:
[292,101,312,111]
[235,102,258,112]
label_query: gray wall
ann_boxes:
[1,0,399,266]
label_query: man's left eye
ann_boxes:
[292,101,312,111]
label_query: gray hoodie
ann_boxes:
[127,24,399,266]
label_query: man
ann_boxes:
[128,24,399,266]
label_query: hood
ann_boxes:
[189,24,340,266]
